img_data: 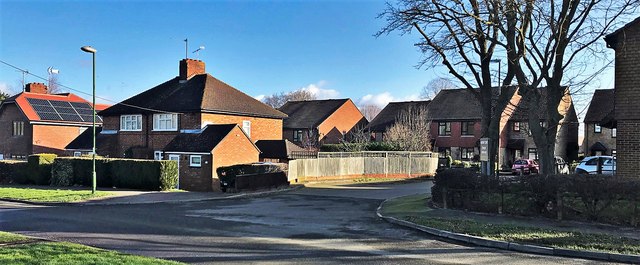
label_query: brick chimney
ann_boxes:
[25,83,48,94]
[179,59,206,80]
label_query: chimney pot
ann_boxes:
[25,82,48,94]
[179,59,206,80]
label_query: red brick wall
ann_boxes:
[201,113,282,141]
[611,21,640,177]
[430,120,482,148]
[32,124,89,155]
[317,100,365,144]
[166,153,214,192]
[0,103,32,158]
[213,126,260,187]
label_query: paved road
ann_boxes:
[0,181,612,264]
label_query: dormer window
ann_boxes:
[153,113,178,131]
[120,115,142,131]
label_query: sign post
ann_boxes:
[480,138,489,175]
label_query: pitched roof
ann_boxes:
[367,101,430,132]
[509,87,573,121]
[584,89,614,123]
[428,89,483,120]
[0,92,102,124]
[605,16,640,48]
[255,139,305,159]
[278,99,349,129]
[99,74,287,119]
[163,124,252,153]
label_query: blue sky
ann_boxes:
[0,0,615,119]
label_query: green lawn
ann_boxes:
[381,194,640,255]
[0,187,112,202]
[0,232,183,265]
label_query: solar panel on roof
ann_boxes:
[26,98,100,123]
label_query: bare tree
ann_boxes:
[494,0,638,173]
[420,77,456,100]
[384,106,431,151]
[378,0,514,174]
[263,89,317,108]
[47,74,62,94]
[359,104,382,121]
[300,129,320,150]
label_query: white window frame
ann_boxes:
[594,124,602,133]
[612,128,616,138]
[154,151,163,160]
[13,121,24,136]
[190,155,202,167]
[73,151,82,157]
[293,130,303,142]
[0,153,4,160]
[242,120,251,137]
[153,113,178,131]
[120,115,142,131]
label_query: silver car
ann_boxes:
[575,156,616,175]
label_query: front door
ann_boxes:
[168,154,180,189]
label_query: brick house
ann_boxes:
[278,99,367,147]
[255,139,306,163]
[97,59,287,191]
[604,16,640,177]
[503,88,578,165]
[582,89,616,156]
[367,100,431,142]
[0,83,103,159]
[427,89,489,160]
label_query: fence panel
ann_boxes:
[288,151,438,182]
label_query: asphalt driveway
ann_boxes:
[0,181,614,264]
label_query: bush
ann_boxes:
[111,159,177,191]
[0,160,28,184]
[217,163,287,192]
[49,158,177,191]
[26,154,57,185]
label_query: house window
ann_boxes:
[461,147,475,160]
[12,121,24,136]
[120,115,142,131]
[612,149,616,157]
[438,147,451,158]
[594,124,601,133]
[293,130,303,142]
[242,120,251,137]
[154,151,163,160]
[0,153,4,160]
[528,148,538,160]
[153,113,178,131]
[513,122,520,132]
[461,122,474,136]
[190,155,202,167]
[438,122,451,136]
[73,152,82,157]
[612,128,616,138]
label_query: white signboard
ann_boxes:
[480,138,489,161]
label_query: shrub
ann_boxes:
[431,168,480,204]
[51,159,74,186]
[51,158,112,188]
[0,160,28,184]
[111,159,177,191]
[26,154,57,185]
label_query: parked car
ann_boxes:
[511,159,539,175]
[575,156,616,175]
[555,156,570,174]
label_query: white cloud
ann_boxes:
[359,92,395,108]
[300,80,340,99]
[254,94,265,101]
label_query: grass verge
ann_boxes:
[381,194,640,255]
[0,232,183,265]
[0,187,112,202]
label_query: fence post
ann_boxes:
[556,191,564,221]
[408,152,412,177]
[442,187,448,209]
[384,152,388,177]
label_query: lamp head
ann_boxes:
[81,46,97,53]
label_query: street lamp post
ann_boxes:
[490,59,501,178]
[81,46,97,194]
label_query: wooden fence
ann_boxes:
[288,151,439,183]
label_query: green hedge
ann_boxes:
[0,160,28,184]
[26,154,57,185]
[51,158,178,191]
